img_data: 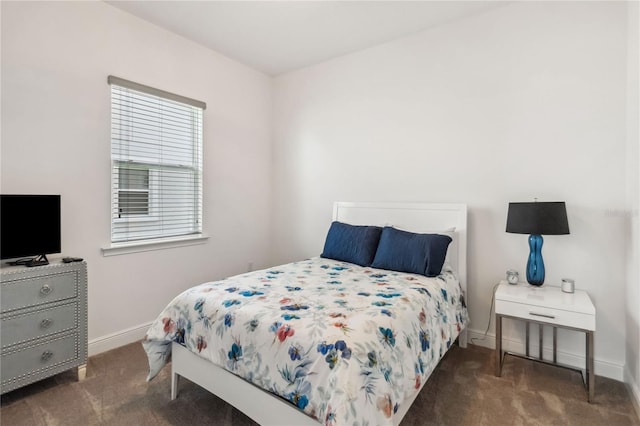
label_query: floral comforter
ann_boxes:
[143,257,468,426]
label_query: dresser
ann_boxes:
[1,261,88,394]
[494,281,595,401]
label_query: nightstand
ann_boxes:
[494,281,596,402]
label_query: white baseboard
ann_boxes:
[88,321,152,356]
[466,328,625,382]
[624,365,640,421]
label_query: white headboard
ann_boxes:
[332,201,468,309]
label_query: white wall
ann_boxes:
[625,0,640,415]
[0,2,273,352]
[273,2,629,379]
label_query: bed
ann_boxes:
[143,202,468,426]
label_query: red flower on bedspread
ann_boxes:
[162,318,174,334]
[377,394,393,418]
[197,335,207,352]
[277,324,295,342]
[333,322,351,334]
[419,308,426,324]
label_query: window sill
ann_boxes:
[101,234,209,257]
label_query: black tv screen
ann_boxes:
[1,195,61,260]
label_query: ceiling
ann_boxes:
[106,1,506,76]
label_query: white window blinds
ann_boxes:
[109,76,205,244]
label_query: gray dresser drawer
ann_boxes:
[1,302,78,349]
[1,333,79,385]
[1,271,78,312]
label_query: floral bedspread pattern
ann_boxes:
[143,258,468,426]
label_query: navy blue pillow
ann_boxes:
[321,222,382,267]
[371,227,452,277]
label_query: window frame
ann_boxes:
[106,76,206,248]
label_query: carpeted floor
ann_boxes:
[1,342,638,426]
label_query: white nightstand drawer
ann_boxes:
[496,299,596,331]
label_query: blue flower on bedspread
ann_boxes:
[270,322,282,333]
[420,330,430,352]
[412,287,431,297]
[381,365,393,382]
[171,318,188,344]
[288,344,303,361]
[287,380,311,409]
[194,298,205,313]
[440,288,448,302]
[376,292,401,298]
[281,304,309,311]
[317,341,334,355]
[334,340,351,359]
[239,290,264,297]
[282,314,301,320]
[247,318,259,332]
[379,327,396,348]
[227,342,243,370]
[417,356,426,375]
[320,339,352,369]
[224,313,234,327]
[222,299,241,307]
[324,349,339,369]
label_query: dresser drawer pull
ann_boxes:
[40,318,54,329]
[529,312,555,319]
[40,284,53,296]
[41,350,54,362]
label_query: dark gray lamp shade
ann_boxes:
[506,202,570,235]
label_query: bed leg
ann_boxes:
[458,329,468,348]
[171,372,179,400]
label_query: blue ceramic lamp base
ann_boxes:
[526,234,545,286]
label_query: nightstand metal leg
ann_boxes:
[525,322,530,357]
[553,327,557,364]
[539,324,543,360]
[586,331,595,402]
[495,314,502,377]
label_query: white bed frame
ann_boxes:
[171,202,468,426]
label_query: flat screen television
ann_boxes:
[1,194,61,266]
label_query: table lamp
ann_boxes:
[506,201,569,286]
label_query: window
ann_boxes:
[109,76,205,244]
